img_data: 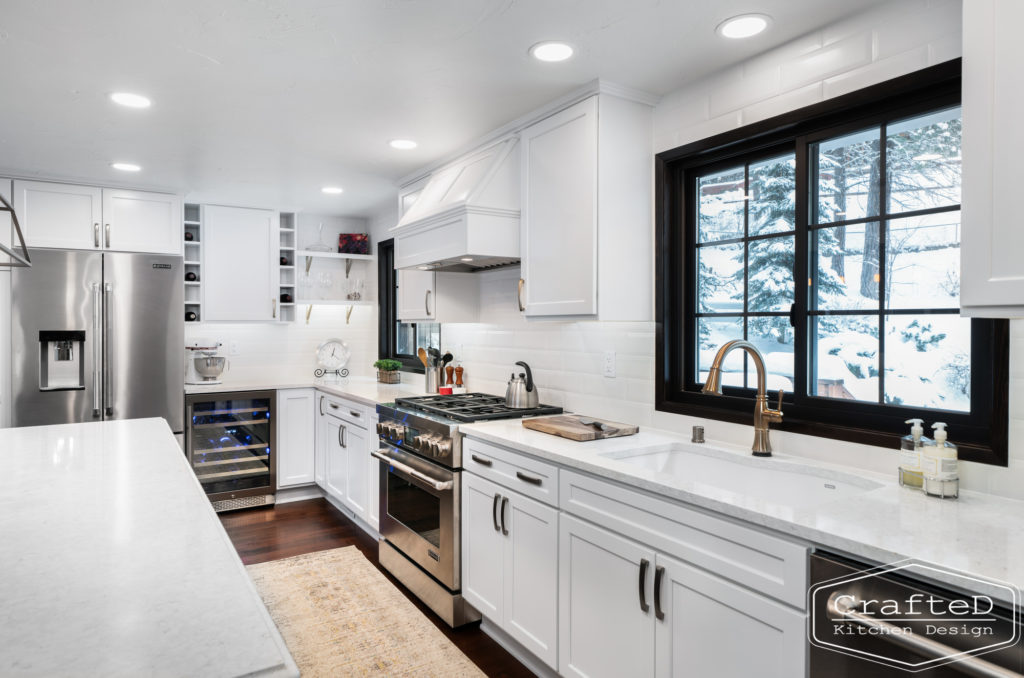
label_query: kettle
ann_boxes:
[505,361,539,409]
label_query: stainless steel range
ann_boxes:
[375,393,562,627]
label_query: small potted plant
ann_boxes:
[374,359,402,384]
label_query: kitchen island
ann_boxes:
[0,418,298,678]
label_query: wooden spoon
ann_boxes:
[417,347,428,368]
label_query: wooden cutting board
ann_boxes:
[522,415,639,441]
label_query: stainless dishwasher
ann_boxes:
[810,551,1023,677]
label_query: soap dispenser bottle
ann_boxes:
[899,418,928,488]
[921,422,959,499]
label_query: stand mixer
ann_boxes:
[185,338,229,385]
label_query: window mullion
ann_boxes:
[743,161,750,389]
[795,136,810,405]
[878,124,888,405]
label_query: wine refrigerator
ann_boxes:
[185,390,276,512]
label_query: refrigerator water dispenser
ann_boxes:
[39,330,86,391]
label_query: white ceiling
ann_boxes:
[0,0,886,217]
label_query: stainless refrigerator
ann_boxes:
[11,248,184,433]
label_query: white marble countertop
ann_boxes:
[461,419,1024,604]
[0,419,299,678]
[185,374,429,406]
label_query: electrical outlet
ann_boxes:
[229,340,240,356]
[603,350,616,378]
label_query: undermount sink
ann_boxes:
[600,443,883,511]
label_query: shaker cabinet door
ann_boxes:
[276,389,315,488]
[322,414,347,502]
[559,514,656,678]
[102,188,181,255]
[654,553,806,678]
[962,0,1024,315]
[203,205,277,321]
[520,96,598,317]
[461,472,506,620]
[342,422,370,518]
[397,269,435,321]
[504,490,559,670]
[13,180,102,250]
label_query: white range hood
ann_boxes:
[392,137,520,272]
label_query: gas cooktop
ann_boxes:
[393,393,562,423]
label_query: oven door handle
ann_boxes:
[372,450,454,491]
[827,593,1023,678]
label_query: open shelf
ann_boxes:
[295,299,374,306]
[296,250,374,261]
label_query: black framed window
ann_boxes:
[656,60,1009,465]
[377,239,440,373]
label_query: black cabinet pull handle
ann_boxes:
[350,410,360,417]
[472,454,493,467]
[516,471,542,485]
[654,566,665,621]
[500,496,509,536]
[639,559,650,613]
[329,402,339,409]
[319,396,324,416]
[492,493,501,532]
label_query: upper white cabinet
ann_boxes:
[396,270,479,323]
[102,188,181,255]
[276,388,316,488]
[12,180,180,255]
[13,180,102,250]
[202,205,277,322]
[519,94,653,320]
[962,0,1024,316]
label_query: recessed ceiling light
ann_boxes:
[321,186,343,194]
[716,14,771,39]
[389,139,418,150]
[110,92,151,108]
[529,41,575,62]
[110,162,141,172]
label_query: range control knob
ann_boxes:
[412,434,432,452]
[376,422,385,435]
[433,438,452,458]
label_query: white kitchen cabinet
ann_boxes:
[322,413,347,502]
[12,180,180,254]
[961,0,1024,316]
[519,94,653,320]
[342,421,370,517]
[396,270,479,322]
[463,472,506,620]
[654,552,806,678]
[202,204,277,322]
[102,188,181,255]
[276,389,316,488]
[559,513,656,678]
[13,180,102,250]
[462,471,559,670]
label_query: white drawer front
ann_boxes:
[560,469,808,609]
[320,393,369,428]
[464,437,559,506]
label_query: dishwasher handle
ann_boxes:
[827,593,1023,678]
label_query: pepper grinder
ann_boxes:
[445,365,455,386]
[454,365,466,394]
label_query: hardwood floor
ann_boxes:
[220,498,536,678]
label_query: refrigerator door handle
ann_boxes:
[92,282,102,416]
[103,282,112,416]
